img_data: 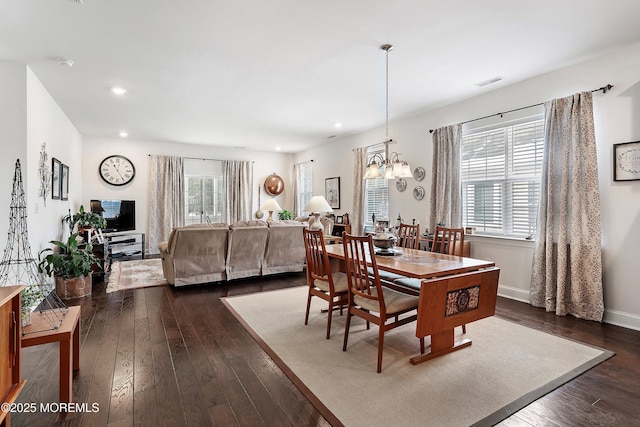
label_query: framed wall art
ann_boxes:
[325,177,340,209]
[614,141,640,181]
[51,158,61,200]
[61,164,69,200]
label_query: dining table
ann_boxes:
[322,244,499,364]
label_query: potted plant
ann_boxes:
[38,233,101,300]
[278,209,294,221]
[20,285,47,326]
[63,205,107,241]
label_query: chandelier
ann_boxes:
[364,44,412,180]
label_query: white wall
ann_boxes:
[295,41,640,330]
[26,68,83,251]
[81,137,294,238]
[0,62,27,256]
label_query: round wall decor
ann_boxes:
[413,166,425,181]
[264,173,284,196]
[99,155,135,186]
[413,186,425,200]
[395,178,407,192]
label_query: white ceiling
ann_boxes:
[3,0,640,153]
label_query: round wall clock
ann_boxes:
[99,155,136,186]
[413,186,425,200]
[395,178,407,192]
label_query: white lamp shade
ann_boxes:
[260,198,282,211]
[303,196,333,213]
[399,162,413,178]
[383,166,395,180]
[364,163,381,179]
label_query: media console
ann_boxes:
[104,232,145,270]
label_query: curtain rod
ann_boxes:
[428,84,613,133]
[147,154,254,163]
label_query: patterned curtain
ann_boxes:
[429,124,462,233]
[352,147,367,235]
[147,155,184,255]
[224,160,253,224]
[530,91,604,321]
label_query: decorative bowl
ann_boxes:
[372,234,397,250]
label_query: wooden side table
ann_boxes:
[21,306,81,404]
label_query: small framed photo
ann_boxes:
[51,158,61,200]
[61,164,69,200]
[325,177,340,209]
[614,141,640,181]
[336,215,344,224]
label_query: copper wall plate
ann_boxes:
[264,173,284,196]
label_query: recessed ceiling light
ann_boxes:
[119,131,128,138]
[111,87,127,95]
[275,146,281,151]
[334,122,343,128]
[56,57,74,67]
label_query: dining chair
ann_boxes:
[432,226,467,333]
[397,222,420,249]
[341,233,425,373]
[303,228,349,339]
[431,226,465,256]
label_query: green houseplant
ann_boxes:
[38,233,101,299]
[278,209,294,220]
[63,205,107,231]
[20,286,47,325]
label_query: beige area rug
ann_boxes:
[223,286,614,427]
[106,258,169,293]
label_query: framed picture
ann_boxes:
[51,158,61,200]
[61,164,69,200]
[336,215,344,224]
[614,141,640,181]
[325,177,340,209]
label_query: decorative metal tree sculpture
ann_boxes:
[0,159,67,332]
[38,142,50,206]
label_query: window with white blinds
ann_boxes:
[364,147,389,226]
[297,161,313,216]
[461,118,544,238]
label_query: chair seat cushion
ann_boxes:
[392,277,422,292]
[314,272,349,293]
[354,287,419,315]
[367,267,406,282]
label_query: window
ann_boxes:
[461,118,544,238]
[364,147,389,226]
[296,161,313,216]
[183,159,224,225]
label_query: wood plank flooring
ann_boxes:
[12,272,640,426]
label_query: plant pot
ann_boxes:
[55,274,92,300]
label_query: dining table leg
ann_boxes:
[409,329,472,365]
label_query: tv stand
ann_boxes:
[104,232,145,270]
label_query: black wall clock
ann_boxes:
[99,155,135,186]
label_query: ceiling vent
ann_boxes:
[475,76,503,87]
[70,0,83,4]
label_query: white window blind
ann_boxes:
[364,147,389,226]
[461,118,544,238]
[297,161,313,216]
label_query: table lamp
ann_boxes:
[303,196,333,233]
[260,198,281,221]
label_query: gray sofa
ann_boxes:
[158,220,306,286]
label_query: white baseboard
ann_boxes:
[497,283,640,332]
[497,283,530,303]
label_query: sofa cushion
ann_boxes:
[263,221,306,275]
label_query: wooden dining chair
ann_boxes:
[303,228,349,339]
[341,233,425,373]
[431,226,465,256]
[397,222,420,249]
[432,226,467,333]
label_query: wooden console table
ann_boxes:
[21,306,81,404]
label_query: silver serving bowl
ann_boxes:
[372,235,397,250]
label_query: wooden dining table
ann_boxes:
[323,244,499,364]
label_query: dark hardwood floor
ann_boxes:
[13,272,640,426]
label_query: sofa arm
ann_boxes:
[158,241,169,256]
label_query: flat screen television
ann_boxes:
[91,199,135,232]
